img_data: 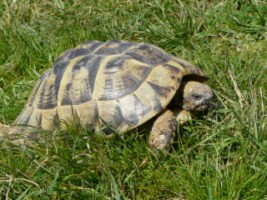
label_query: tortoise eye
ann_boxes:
[192,94,202,100]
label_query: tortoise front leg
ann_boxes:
[148,109,177,152]
[148,108,192,152]
[173,108,192,125]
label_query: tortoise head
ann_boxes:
[173,81,214,113]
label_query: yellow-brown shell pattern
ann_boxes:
[14,40,205,133]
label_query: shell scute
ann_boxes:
[117,94,151,128]
[99,61,152,100]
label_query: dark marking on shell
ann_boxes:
[124,113,139,126]
[100,66,152,100]
[52,110,60,128]
[61,79,92,106]
[153,98,163,112]
[94,101,100,124]
[88,56,103,96]
[119,95,151,126]
[53,61,70,100]
[38,84,57,109]
[100,78,114,100]
[54,48,73,65]
[98,102,125,134]
[108,39,121,43]
[69,48,94,59]
[70,56,97,105]
[94,43,120,55]
[14,107,34,125]
[78,79,92,102]
[28,70,51,107]
[147,81,173,99]
[105,57,125,74]
[162,63,182,85]
[126,44,170,66]
[72,56,91,71]
[163,63,181,74]
[176,60,187,68]
[125,52,146,63]
[163,64,182,89]
[37,112,42,127]
[80,40,103,52]
[114,41,135,53]
[99,73,138,100]
[133,94,151,117]
[61,83,72,105]
[114,103,124,127]
[97,40,135,55]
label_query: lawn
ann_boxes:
[0,0,267,199]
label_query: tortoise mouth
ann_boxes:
[193,100,214,113]
[194,104,208,111]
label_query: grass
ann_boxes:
[0,0,267,199]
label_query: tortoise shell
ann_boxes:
[14,40,206,132]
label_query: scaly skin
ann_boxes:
[148,108,193,152]
[148,109,177,152]
[148,81,213,152]
[173,108,192,125]
[179,81,213,111]
[0,123,31,145]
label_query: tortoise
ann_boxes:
[14,40,213,152]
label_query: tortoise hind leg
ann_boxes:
[148,109,176,152]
